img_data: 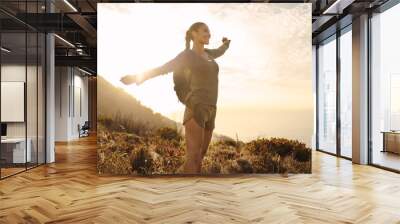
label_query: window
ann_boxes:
[370,2,400,171]
[0,2,47,179]
[339,26,352,158]
[317,35,337,154]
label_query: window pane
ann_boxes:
[38,32,46,165]
[318,36,337,154]
[27,31,38,169]
[340,28,352,158]
[371,3,400,171]
[1,31,28,177]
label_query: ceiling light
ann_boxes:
[1,47,11,53]
[78,67,93,76]
[322,0,354,15]
[63,0,78,12]
[54,34,75,48]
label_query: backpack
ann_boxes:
[172,48,216,105]
[173,49,195,105]
[173,66,192,105]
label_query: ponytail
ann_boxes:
[185,30,191,50]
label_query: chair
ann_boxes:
[79,121,90,138]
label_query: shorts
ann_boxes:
[182,97,217,130]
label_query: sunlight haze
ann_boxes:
[98,3,313,146]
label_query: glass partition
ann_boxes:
[0,1,46,179]
[27,30,38,169]
[38,32,45,165]
[339,26,352,158]
[1,31,28,177]
[317,35,337,154]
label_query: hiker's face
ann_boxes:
[192,25,210,45]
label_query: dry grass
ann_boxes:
[97,115,311,175]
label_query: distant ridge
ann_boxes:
[97,75,177,130]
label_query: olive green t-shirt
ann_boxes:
[143,42,229,106]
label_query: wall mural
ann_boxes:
[97,3,313,175]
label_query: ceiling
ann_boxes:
[0,0,394,74]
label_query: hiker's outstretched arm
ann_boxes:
[142,50,186,80]
[205,39,230,59]
[120,50,186,85]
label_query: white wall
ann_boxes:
[1,65,38,137]
[55,66,89,141]
[1,65,26,139]
[72,72,89,138]
[55,66,69,141]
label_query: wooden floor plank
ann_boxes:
[0,135,399,223]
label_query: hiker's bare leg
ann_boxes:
[183,118,204,174]
[199,128,213,169]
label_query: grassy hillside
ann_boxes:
[97,114,311,175]
[97,76,311,175]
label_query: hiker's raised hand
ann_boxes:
[222,37,231,45]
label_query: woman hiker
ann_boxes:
[120,22,230,174]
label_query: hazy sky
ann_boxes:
[98,3,313,145]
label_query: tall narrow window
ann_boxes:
[371,3,400,171]
[317,35,337,154]
[339,26,352,158]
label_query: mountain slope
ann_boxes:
[97,75,177,130]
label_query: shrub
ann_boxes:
[97,149,132,175]
[267,138,293,157]
[202,157,221,174]
[209,147,237,163]
[293,147,311,162]
[130,147,159,175]
[220,160,240,174]
[236,159,253,173]
[240,137,311,173]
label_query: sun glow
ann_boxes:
[98,3,230,117]
[98,3,313,146]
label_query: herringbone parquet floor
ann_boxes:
[0,135,399,224]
